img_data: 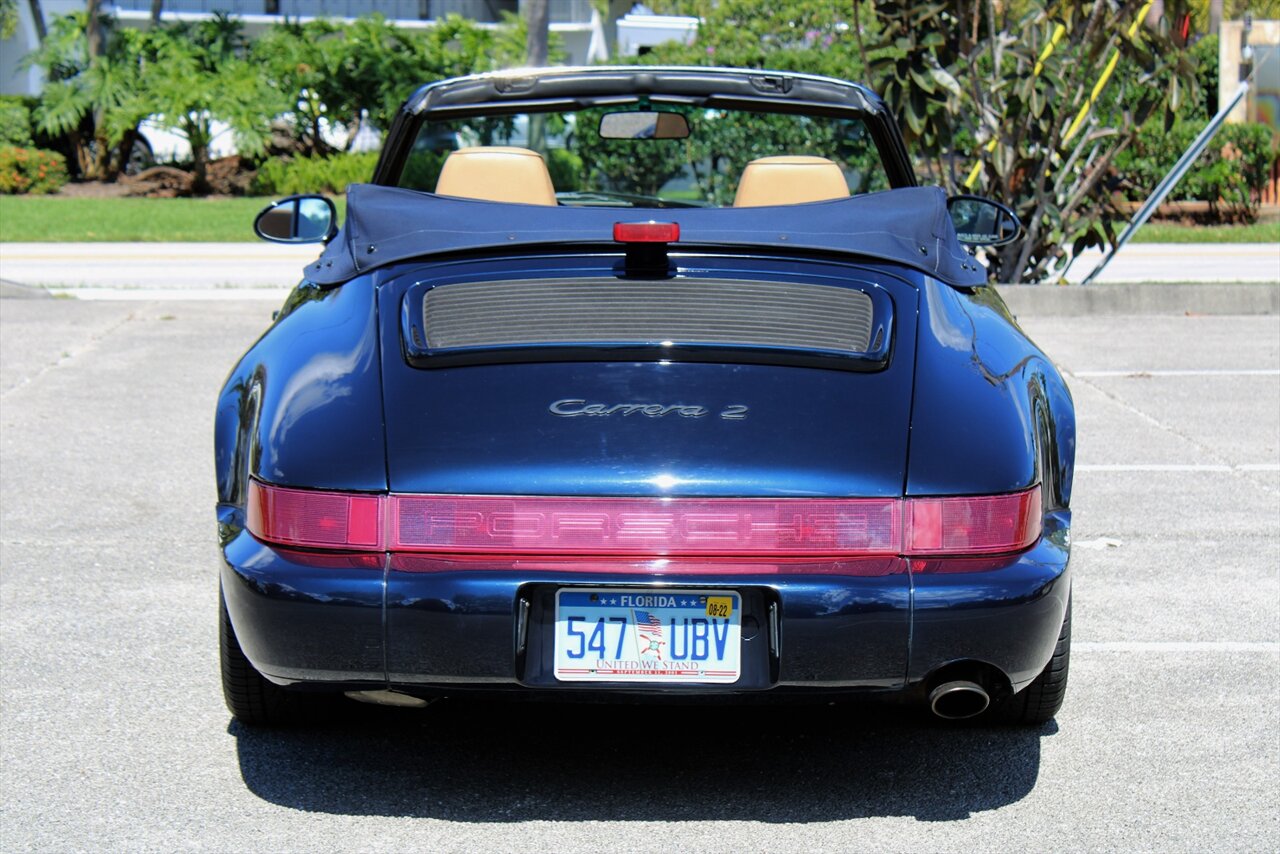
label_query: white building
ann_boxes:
[0,1,700,159]
[1,1,662,97]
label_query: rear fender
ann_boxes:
[906,280,1075,503]
[214,279,388,510]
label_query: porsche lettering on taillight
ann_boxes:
[245,479,1042,558]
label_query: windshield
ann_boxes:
[397,105,890,208]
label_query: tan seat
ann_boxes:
[732,156,849,207]
[434,146,557,206]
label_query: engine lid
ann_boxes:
[377,259,919,498]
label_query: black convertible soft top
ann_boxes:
[304,183,987,287]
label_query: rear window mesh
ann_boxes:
[421,277,876,354]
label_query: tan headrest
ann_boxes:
[733,156,849,207]
[434,146,557,206]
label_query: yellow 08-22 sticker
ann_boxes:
[705,596,733,618]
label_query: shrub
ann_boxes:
[0,96,33,146]
[0,146,69,194]
[1113,120,1277,221]
[545,149,582,193]
[1191,35,1219,118]
[250,151,380,196]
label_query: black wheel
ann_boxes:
[988,596,1071,725]
[124,136,154,176]
[219,586,337,726]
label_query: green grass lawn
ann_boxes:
[1126,220,1280,243]
[0,194,1275,243]
[0,195,345,242]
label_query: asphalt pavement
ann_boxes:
[0,296,1277,851]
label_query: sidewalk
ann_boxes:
[1063,243,1279,283]
[0,242,319,299]
[1,241,1276,307]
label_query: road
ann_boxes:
[0,298,1276,851]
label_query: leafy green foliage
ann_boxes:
[1114,121,1277,221]
[870,1,1199,281]
[0,146,69,194]
[251,12,552,155]
[1104,31,1275,225]
[0,0,17,40]
[0,96,34,146]
[250,18,348,157]
[250,151,380,195]
[600,3,890,205]
[641,0,871,78]
[544,149,583,193]
[142,15,288,192]
[570,108,691,198]
[25,13,153,181]
[1191,34,1219,117]
[864,0,962,153]
[24,10,537,190]
[642,1,873,80]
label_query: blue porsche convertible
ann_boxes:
[216,66,1075,726]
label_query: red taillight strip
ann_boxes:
[245,480,1041,558]
[247,480,385,551]
[389,555,905,576]
[391,494,901,556]
[906,488,1042,556]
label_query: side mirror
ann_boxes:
[947,195,1022,247]
[599,110,690,140]
[254,195,337,244]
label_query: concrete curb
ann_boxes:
[997,282,1279,316]
[0,279,52,299]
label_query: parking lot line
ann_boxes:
[1075,642,1280,653]
[1075,463,1280,472]
[1071,369,1280,377]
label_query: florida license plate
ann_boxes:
[553,588,742,683]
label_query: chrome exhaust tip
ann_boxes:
[928,680,991,720]
[344,690,433,709]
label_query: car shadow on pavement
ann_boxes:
[230,698,1053,822]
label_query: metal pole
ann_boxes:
[1080,80,1251,285]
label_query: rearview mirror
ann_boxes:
[599,111,690,140]
[254,195,337,244]
[947,195,1021,247]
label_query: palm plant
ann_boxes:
[25,13,150,180]
[141,14,286,192]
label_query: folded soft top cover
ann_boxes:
[304,183,987,287]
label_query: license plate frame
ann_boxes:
[553,588,742,684]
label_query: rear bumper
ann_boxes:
[220,509,1070,696]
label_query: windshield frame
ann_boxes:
[372,67,917,191]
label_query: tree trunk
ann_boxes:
[525,0,549,67]
[69,128,89,177]
[192,145,209,195]
[85,0,103,60]
[91,132,112,179]
[27,0,45,41]
[150,0,163,26]
[110,128,140,182]
[1209,0,1223,37]
[525,0,550,154]
[83,0,106,179]
[188,118,211,195]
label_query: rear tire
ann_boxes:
[219,586,336,726]
[988,596,1071,725]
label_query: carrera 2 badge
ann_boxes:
[549,399,749,420]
